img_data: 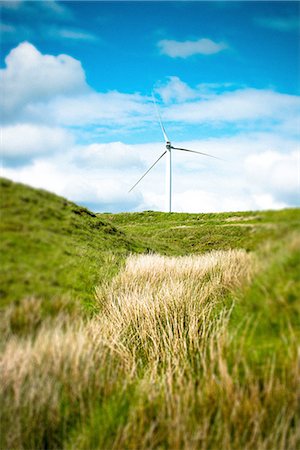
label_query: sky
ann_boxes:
[1,0,299,213]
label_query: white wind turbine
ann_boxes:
[129,95,221,213]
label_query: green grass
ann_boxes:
[0,177,146,310]
[2,177,299,311]
[99,208,300,254]
[229,233,300,367]
[1,178,299,449]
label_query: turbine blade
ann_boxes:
[152,93,169,143]
[171,146,223,160]
[129,150,167,193]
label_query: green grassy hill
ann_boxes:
[1,178,299,450]
[2,177,299,309]
[99,208,300,254]
[0,177,146,309]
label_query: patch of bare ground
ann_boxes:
[224,215,260,222]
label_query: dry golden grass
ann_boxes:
[1,249,299,450]
[96,250,253,371]
[0,296,82,343]
[0,318,131,449]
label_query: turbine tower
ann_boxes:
[129,96,220,213]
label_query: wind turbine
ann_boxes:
[129,96,221,213]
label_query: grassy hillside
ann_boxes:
[1,178,299,450]
[0,177,145,309]
[2,177,299,309]
[99,208,300,254]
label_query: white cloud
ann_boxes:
[56,28,99,41]
[256,16,300,32]
[2,160,71,195]
[162,87,300,125]
[1,134,299,213]
[2,124,74,162]
[0,23,16,33]
[1,42,88,118]
[1,0,73,19]
[0,1,22,10]
[0,42,152,128]
[245,150,299,199]
[172,190,255,214]
[154,76,196,103]
[76,141,146,170]
[1,153,143,211]
[1,2,96,44]
[158,38,227,58]
[41,0,73,19]
[41,91,152,127]
[252,194,287,210]
[43,27,99,42]
[152,78,300,138]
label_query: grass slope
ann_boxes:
[99,208,300,254]
[0,178,145,309]
[1,178,300,449]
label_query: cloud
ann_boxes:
[153,78,300,138]
[76,142,145,170]
[1,151,144,212]
[1,23,99,45]
[1,42,151,128]
[2,124,74,164]
[1,134,299,213]
[251,194,287,210]
[55,28,99,42]
[0,23,16,33]
[0,1,22,10]
[256,16,300,32]
[43,26,99,43]
[0,1,98,45]
[1,0,73,19]
[245,150,299,203]
[172,190,260,214]
[1,42,88,119]
[41,0,73,19]
[160,135,299,212]
[158,38,227,58]
[154,76,196,103]
[41,91,152,127]
[162,87,300,127]
[0,1,99,48]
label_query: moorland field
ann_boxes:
[1,177,299,449]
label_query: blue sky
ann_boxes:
[1,1,299,212]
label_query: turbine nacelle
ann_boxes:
[166,141,171,150]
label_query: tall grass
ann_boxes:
[96,250,253,374]
[1,247,299,449]
[0,317,132,449]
